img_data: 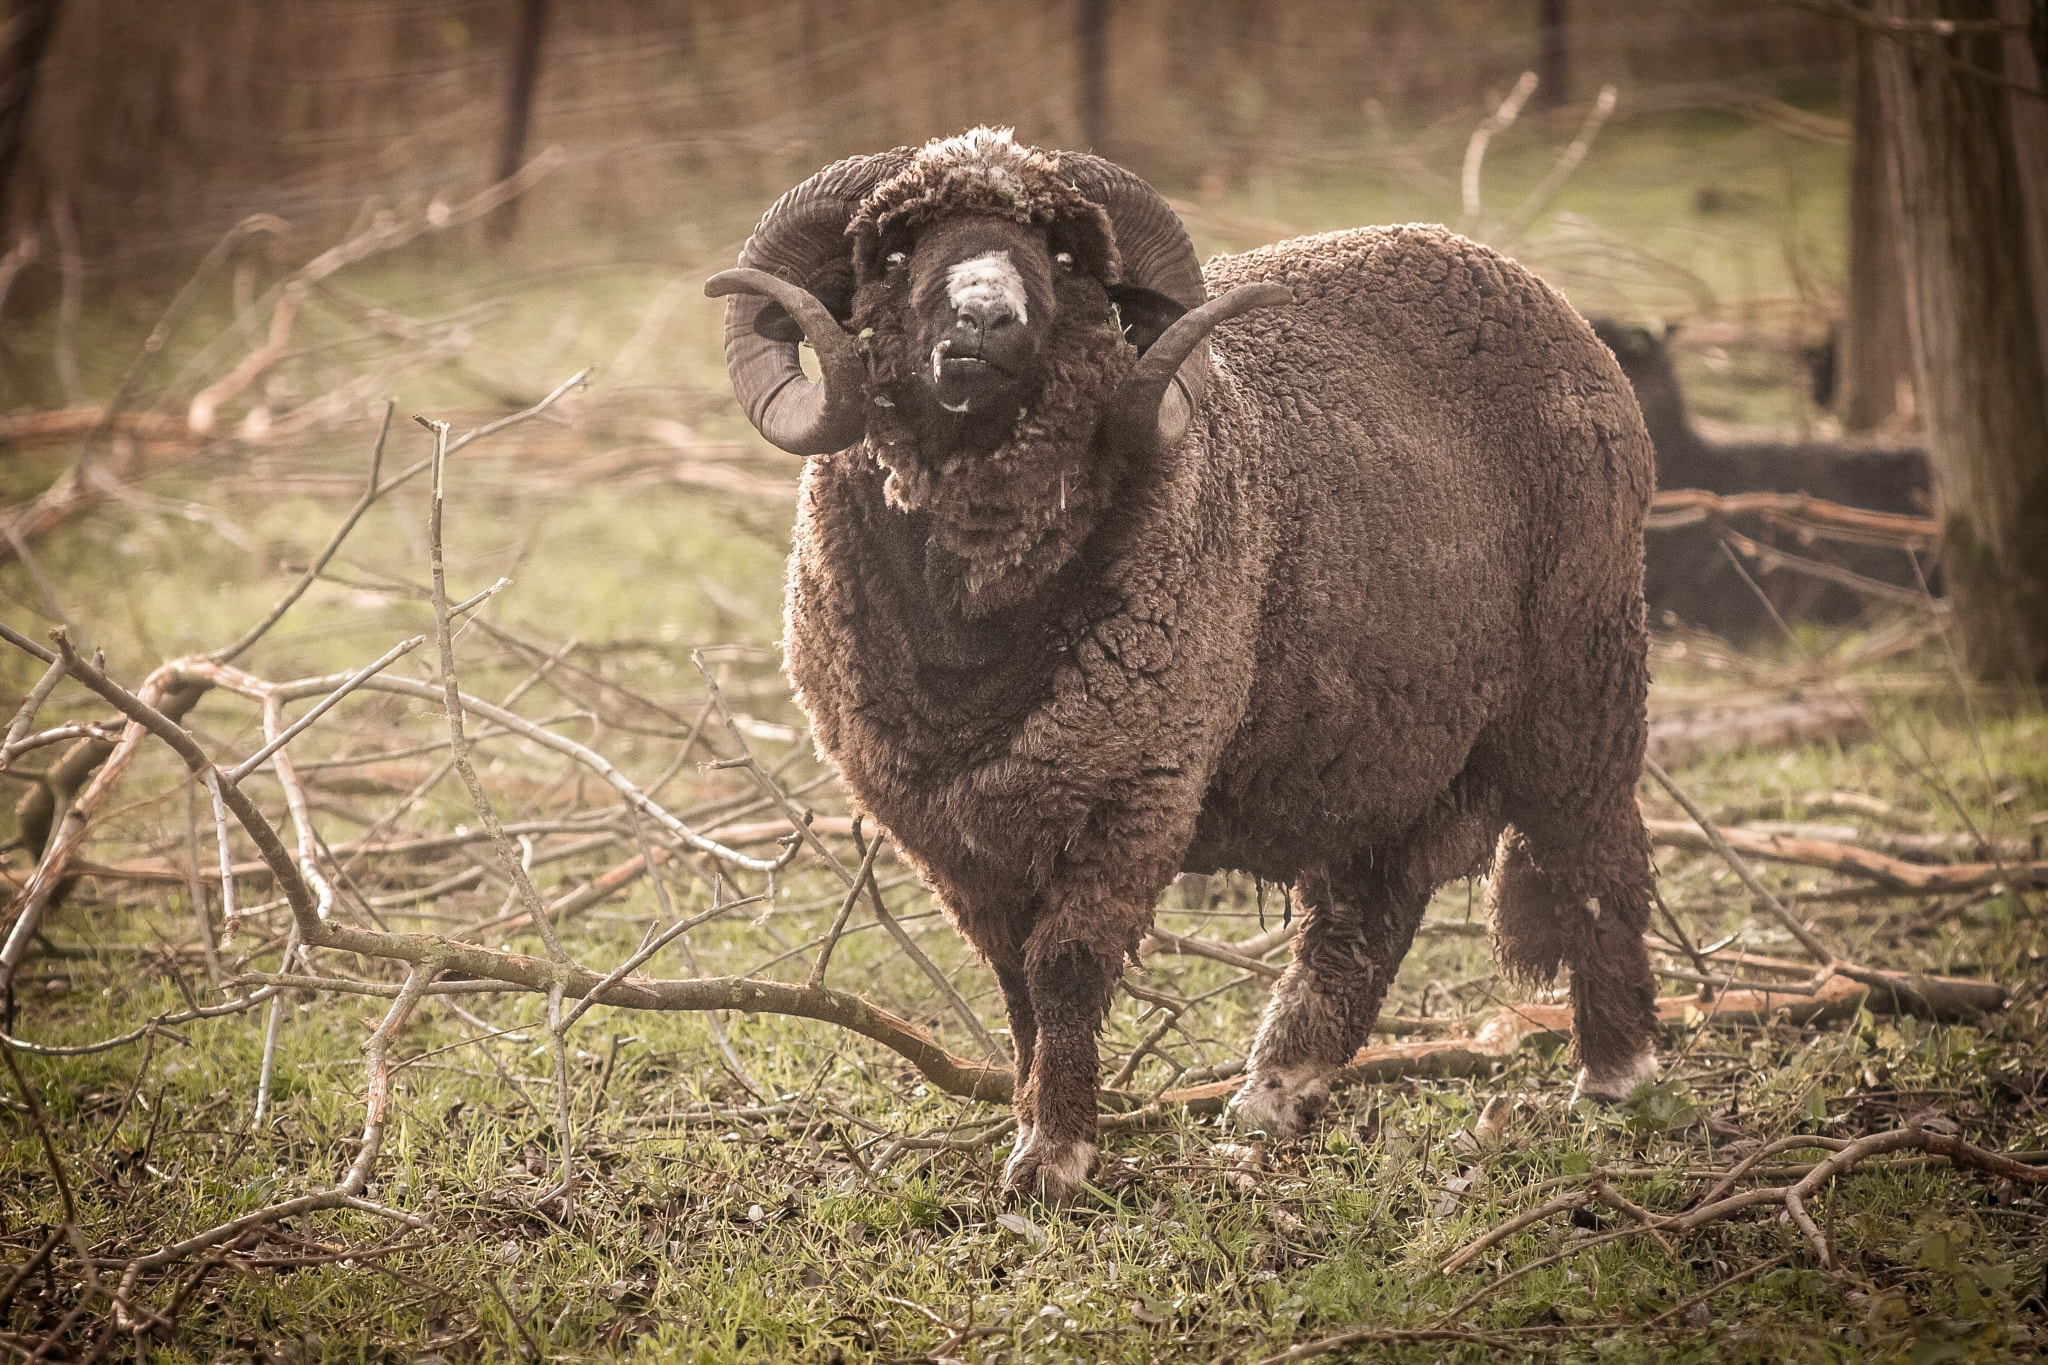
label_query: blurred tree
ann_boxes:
[1872,0,2048,681]
[487,0,548,245]
[0,0,59,235]
[1539,0,1571,108]
[1836,22,1914,429]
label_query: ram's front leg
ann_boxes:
[1002,914,1127,1204]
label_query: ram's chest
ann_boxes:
[792,517,1182,874]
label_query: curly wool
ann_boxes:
[848,128,1120,285]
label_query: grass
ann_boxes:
[4,104,2044,1364]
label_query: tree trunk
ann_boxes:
[0,0,61,236]
[487,0,549,246]
[1836,23,1914,430]
[1538,0,1570,110]
[1875,0,2048,681]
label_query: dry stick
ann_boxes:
[201,769,243,950]
[109,968,434,1330]
[420,416,567,966]
[1644,1251,1794,1329]
[183,149,565,436]
[184,780,222,987]
[48,197,83,408]
[0,1227,66,1319]
[1460,71,1540,230]
[1644,817,2047,896]
[808,820,886,989]
[1435,1223,1645,1328]
[1439,1184,1598,1273]
[1644,756,1836,965]
[252,924,302,1127]
[229,635,424,786]
[0,987,279,1056]
[541,982,576,1204]
[0,654,67,766]
[1650,881,1714,996]
[1721,528,1943,609]
[5,1040,114,1363]
[0,659,174,991]
[1647,488,1939,543]
[1645,759,2000,1014]
[38,641,991,1102]
[665,877,770,1104]
[244,673,790,875]
[691,650,1000,1059]
[210,403,394,664]
[1495,83,1620,244]
[0,620,56,665]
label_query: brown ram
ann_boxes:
[708,128,1661,1202]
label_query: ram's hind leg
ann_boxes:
[1228,862,1428,1137]
[1489,809,1660,1102]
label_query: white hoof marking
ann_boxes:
[1571,1050,1659,1103]
[1226,1064,1333,1137]
[1002,1133,1095,1200]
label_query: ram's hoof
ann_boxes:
[1001,1134,1096,1205]
[1226,1064,1332,1137]
[1570,1051,1660,1105]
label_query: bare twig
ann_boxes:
[808,818,885,989]
[1495,83,1619,244]
[210,402,395,664]
[1461,71,1540,230]
[1645,756,1837,963]
[0,655,68,767]
[226,635,424,785]
[421,415,567,964]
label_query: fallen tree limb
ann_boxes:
[1647,488,1939,547]
[1436,1124,2048,1283]
[1646,696,1868,769]
[1719,527,1942,609]
[1646,817,2048,893]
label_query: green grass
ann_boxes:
[3,618,2044,1361]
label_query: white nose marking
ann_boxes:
[946,251,1028,325]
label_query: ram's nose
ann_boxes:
[950,299,1016,357]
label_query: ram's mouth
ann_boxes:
[930,354,1015,413]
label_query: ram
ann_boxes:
[708,128,1661,1202]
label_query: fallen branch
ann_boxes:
[1438,1125,2048,1281]
[1646,695,1867,769]
[1646,817,2048,894]
[1647,488,1939,547]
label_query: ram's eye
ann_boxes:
[886,251,906,267]
[1054,252,1074,268]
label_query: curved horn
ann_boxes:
[1102,283,1292,455]
[714,151,910,456]
[1059,154,1251,450]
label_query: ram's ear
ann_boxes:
[1105,283,1189,356]
[752,271,856,343]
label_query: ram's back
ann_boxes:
[1187,226,1654,869]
